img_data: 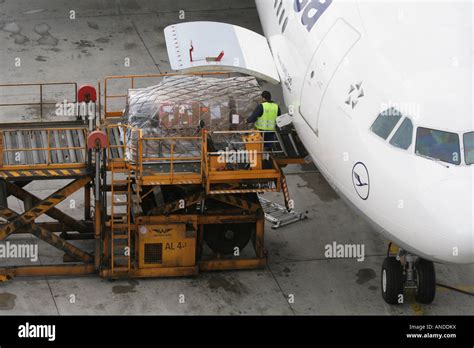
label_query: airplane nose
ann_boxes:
[421,176,474,263]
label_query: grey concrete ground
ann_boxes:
[0,0,473,315]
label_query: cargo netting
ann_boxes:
[121,75,262,163]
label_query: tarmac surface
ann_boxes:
[0,0,473,315]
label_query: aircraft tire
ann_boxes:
[415,259,436,304]
[381,257,404,305]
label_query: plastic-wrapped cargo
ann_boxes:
[122,75,262,163]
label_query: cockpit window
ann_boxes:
[464,132,474,165]
[371,108,402,140]
[389,117,413,150]
[415,127,461,165]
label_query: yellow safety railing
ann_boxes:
[105,123,203,184]
[105,123,141,166]
[203,130,283,194]
[103,122,286,193]
[0,127,88,170]
[205,130,282,171]
[138,136,203,183]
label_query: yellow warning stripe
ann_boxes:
[0,169,87,178]
[146,181,196,185]
[209,189,277,194]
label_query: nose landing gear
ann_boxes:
[381,243,436,305]
[414,258,436,304]
[381,257,404,304]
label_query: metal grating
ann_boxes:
[144,243,163,264]
[2,128,87,166]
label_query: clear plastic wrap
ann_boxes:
[122,75,262,162]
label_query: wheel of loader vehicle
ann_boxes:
[381,257,404,305]
[414,259,436,304]
[204,223,253,255]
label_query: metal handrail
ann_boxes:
[0,127,87,167]
[139,136,203,180]
[0,82,77,121]
[104,125,280,185]
[105,124,202,180]
[105,123,141,163]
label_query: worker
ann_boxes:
[246,91,281,150]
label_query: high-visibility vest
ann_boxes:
[255,102,278,131]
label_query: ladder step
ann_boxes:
[112,190,129,194]
[110,216,127,220]
[113,235,129,240]
[112,202,129,206]
[107,221,126,227]
[111,220,127,225]
[112,223,130,229]
[107,221,126,226]
[114,243,128,249]
[113,231,129,236]
[112,180,130,185]
[110,160,127,166]
[258,196,308,229]
[112,267,130,273]
[111,224,136,231]
[114,255,130,260]
[113,258,130,263]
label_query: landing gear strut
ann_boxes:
[381,243,436,305]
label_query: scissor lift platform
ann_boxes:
[0,73,310,281]
[0,122,89,180]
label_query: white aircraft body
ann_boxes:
[165,0,474,304]
[254,0,474,304]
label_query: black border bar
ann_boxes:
[0,315,473,346]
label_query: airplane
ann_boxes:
[164,0,474,304]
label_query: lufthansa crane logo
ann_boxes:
[352,162,370,200]
[153,228,173,234]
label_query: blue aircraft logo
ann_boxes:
[294,0,333,32]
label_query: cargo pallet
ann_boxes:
[0,73,308,280]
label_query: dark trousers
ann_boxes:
[262,131,276,151]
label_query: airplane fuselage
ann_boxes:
[256,0,474,264]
